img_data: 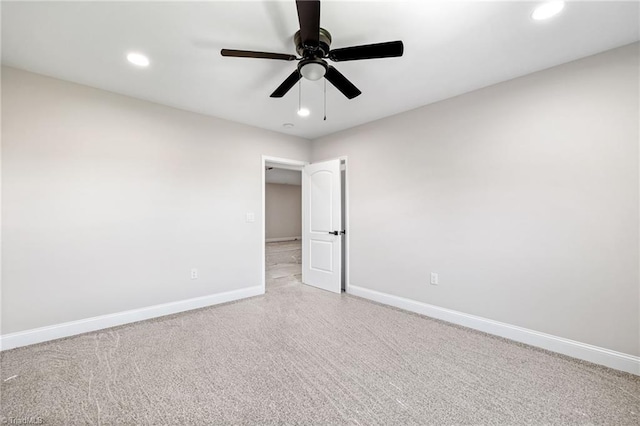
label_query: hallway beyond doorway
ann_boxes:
[266,240,301,291]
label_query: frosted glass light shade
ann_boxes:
[300,62,326,81]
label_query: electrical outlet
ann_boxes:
[246,212,255,223]
[191,268,198,280]
[430,272,439,285]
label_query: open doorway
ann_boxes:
[264,161,303,292]
[261,156,349,295]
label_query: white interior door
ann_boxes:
[302,159,342,293]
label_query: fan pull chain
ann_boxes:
[298,78,302,113]
[323,78,327,121]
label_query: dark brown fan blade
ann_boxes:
[270,70,302,98]
[296,0,320,47]
[325,66,361,99]
[221,49,296,61]
[329,41,404,62]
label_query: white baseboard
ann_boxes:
[348,285,639,376]
[0,286,264,351]
[266,236,301,243]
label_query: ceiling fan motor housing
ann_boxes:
[294,27,332,58]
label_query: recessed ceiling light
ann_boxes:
[283,123,294,128]
[297,108,310,117]
[127,52,150,67]
[532,1,565,21]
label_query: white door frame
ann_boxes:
[341,157,350,293]
[261,155,350,294]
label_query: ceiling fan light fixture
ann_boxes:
[532,1,565,21]
[299,60,327,81]
[221,1,403,100]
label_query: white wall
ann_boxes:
[265,183,301,240]
[1,67,311,334]
[313,43,640,356]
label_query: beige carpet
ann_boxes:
[1,246,639,424]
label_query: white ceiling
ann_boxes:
[2,1,638,139]
[265,167,302,185]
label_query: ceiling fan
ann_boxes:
[221,0,404,100]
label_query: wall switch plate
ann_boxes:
[430,272,439,285]
[191,268,198,280]
[246,212,255,223]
